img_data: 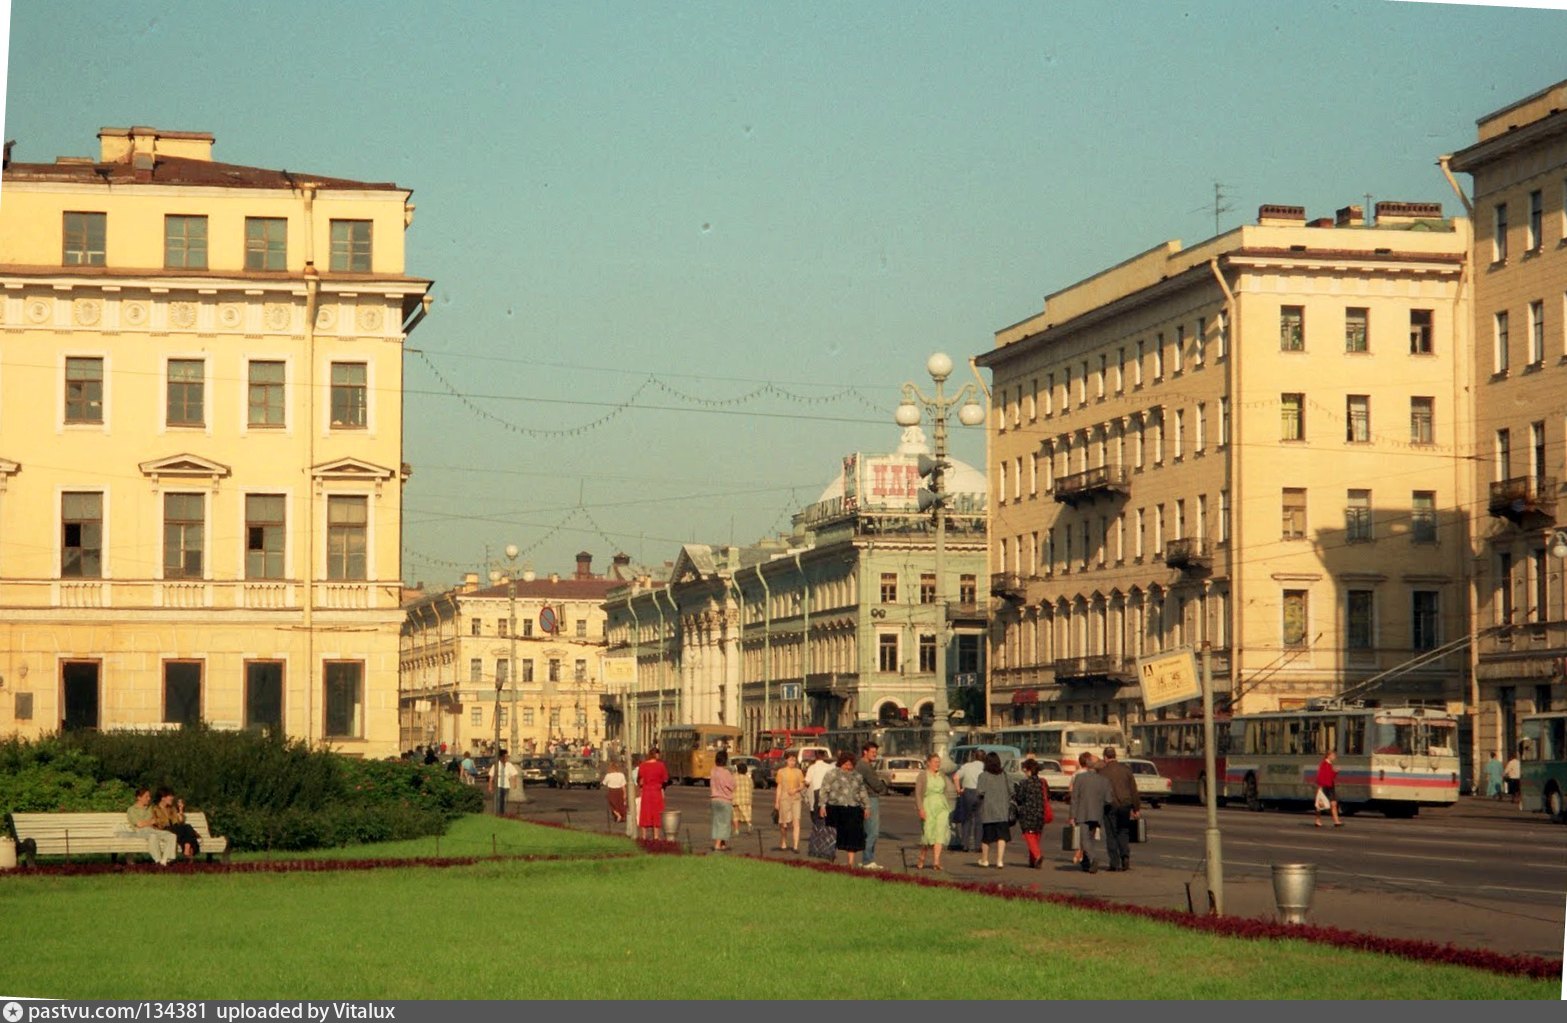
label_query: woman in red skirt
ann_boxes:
[635,749,670,840]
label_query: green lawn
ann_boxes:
[1,821,1554,1000]
[229,813,630,861]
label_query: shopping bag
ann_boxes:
[807,820,838,861]
[1314,787,1331,812]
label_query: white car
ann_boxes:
[1030,757,1074,799]
[876,756,925,794]
[1126,758,1173,808]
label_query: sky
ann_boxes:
[5,1,1566,587]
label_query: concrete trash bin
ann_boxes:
[1271,863,1316,925]
[661,809,682,841]
[0,836,15,871]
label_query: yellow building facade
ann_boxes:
[0,127,430,755]
[1449,80,1567,761]
[977,202,1472,729]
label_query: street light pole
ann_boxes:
[896,352,985,762]
[505,544,520,756]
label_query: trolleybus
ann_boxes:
[1130,717,1231,804]
[1223,704,1459,817]
[1519,711,1567,821]
[823,724,935,758]
[658,723,743,785]
[754,727,828,760]
[992,722,1127,780]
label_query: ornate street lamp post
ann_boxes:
[895,352,985,760]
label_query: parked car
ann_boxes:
[1126,758,1173,808]
[785,745,833,768]
[470,755,495,782]
[518,757,553,786]
[876,756,925,794]
[550,756,600,789]
[1030,757,1074,800]
[730,755,772,788]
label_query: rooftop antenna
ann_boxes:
[1192,182,1236,237]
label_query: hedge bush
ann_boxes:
[0,729,484,851]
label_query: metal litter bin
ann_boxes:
[661,809,682,841]
[1271,863,1316,925]
[0,836,15,871]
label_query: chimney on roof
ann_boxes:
[548,572,560,584]
[575,551,593,580]
[1308,217,1334,228]
[611,552,632,579]
[98,126,215,166]
[462,572,480,593]
[1373,201,1443,226]
[1257,204,1307,227]
[1335,204,1364,228]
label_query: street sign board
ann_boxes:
[780,682,802,701]
[601,657,635,685]
[1136,648,1202,711]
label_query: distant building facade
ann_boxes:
[0,127,429,755]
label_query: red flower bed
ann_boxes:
[755,856,1563,981]
[1,850,636,879]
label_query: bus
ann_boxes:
[1223,704,1459,817]
[992,722,1127,780]
[658,724,743,785]
[823,724,935,759]
[1130,717,1231,804]
[754,727,828,761]
[1519,711,1567,821]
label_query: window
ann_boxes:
[163,494,204,578]
[248,361,286,427]
[163,661,202,726]
[1219,397,1230,446]
[164,215,208,269]
[497,706,508,728]
[1196,494,1207,541]
[498,618,508,638]
[1078,361,1088,405]
[496,658,509,684]
[1493,202,1508,262]
[959,574,976,604]
[1044,374,1054,415]
[1346,489,1372,543]
[1346,591,1374,651]
[1532,420,1546,481]
[1282,590,1309,647]
[1529,300,1545,365]
[878,634,898,672]
[1282,488,1307,540]
[323,662,364,739]
[1174,500,1185,540]
[1346,395,1370,443]
[245,494,286,579]
[548,659,561,683]
[1155,505,1166,553]
[522,618,533,638]
[1220,490,1230,543]
[1411,491,1437,543]
[470,658,482,683]
[470,618,480,636]
[330,363,368,428]
[1196,403,1207,453]
[1027,380,1037,421]
[1497,429,1512,480]
[245,661,284,733]
[1498,552,1515,623]
[1174,409,1185,459]
[549,708,560,729]
[1115,349,1124,393]
[330,220,372,272]
[62,212,106,266]
[1412,591,1439,651]
[919,573,936,604]
[326,495,368,581]
[1281,393,1304,441]
[1152,414,1164,465]
[1217,312,1229,359]
[1410,397,1434,445]
[574,659,587,682]
[1134,340,1144,386]
[1345,308,1368,352]
[65,357,104,424]
[1134,508,1145,559]
[1174,326,1185,374]
[880,572,897,603]
[166,359,204,427]
[575,619,588,638]
[1096,355,1106,398]
[1409,310,1433,354]
[1280,306,1304,351]
[470,706,483,727]
[521,660,535,683]
[245,217,287,271]
[1528,189,1543,252]
[1195,317,1207,366]
[1154,335,1165,379]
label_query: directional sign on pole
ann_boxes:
[1136,648,1202,711]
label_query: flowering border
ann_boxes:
[0,850,638,879]
[755,855,1563,981]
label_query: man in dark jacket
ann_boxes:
[1097,747,1141,871]
[854,742,892,870]
[1068,751,1113,873]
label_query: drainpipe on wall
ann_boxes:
[1207,257,1239,711]
[301,182,319,743]
[1436,155,1474,217]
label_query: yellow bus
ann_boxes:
[659,724,743,785]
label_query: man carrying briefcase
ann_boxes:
[1097,747,1141,872]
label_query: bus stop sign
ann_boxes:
[1136,649,1202,711]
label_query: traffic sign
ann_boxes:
[539,605,559,634]
[1136,648,1202,710]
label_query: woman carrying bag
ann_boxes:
[973,751,1016,869]
[1011,758,1054,868]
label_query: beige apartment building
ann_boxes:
[976,202,1472,730]
[399,554,627,754]
[1448,79,1567,761]
[0,127,430,755]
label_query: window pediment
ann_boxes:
[311,457,396,482]
[139,453,231,485]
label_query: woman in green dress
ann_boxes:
[913,753,957,870]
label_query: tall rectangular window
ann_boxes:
[1409,309,1433,354]
[1528,189,1543,252]
[919,573,936,604]
[164,215,208,269]
[1115,349,1125,393]
[1412,591,1439,651]
[329,220,372,272]
[245,217,287,271]
[1498,553,1515,623]
[1154,504,1165,554]
[1027,379,1037,421]
[323,661,364,738]
[326,495,368,581]
[1345,308,1368,352]
[1153,334,1165,379]
[880,573,897,603]
[1410,397,1434,445]
[163,493,204,579]
[496,658,509,684]
[1174,326,1185,373]
[1217,312,1229,359]
[878,634,899,672]
[1174,409,1185,459]
[163,661,202,726]
[1496,428,1512,480]
[245,494,286,579]
[1280,306,1304,351]
[1220,490,1230,542]
[469,658,482,683]
[1346,395,1370,443]
[1346,489,1372,543]
[1134,508,1145,559]
[1195,316,1207,366]
[1281,393,1304,441]
[248,361,286,427]
[1096,355,1106,398]
[1196,403,1206,453]
[918,634,937,673]
[1529,300,1545,365]
[1493,202,1508,262]
[1283,590,1309,647]
[1219,397,1230,446]
[61,492,103,578]
[62,212,106,266]
[1411,491,1437,543]
[1531,420,1546,481]
[65,357,104,424]
[959,574,977,604]
[245,661,284,734]
[166,359,204,427]
[1196,494,1208,541]
[1346,591,1374,651]
[1044,374,1054,415]
[1134,340,1144,386]
[1282,488,1307,540]
[521,660,535,683]
[330,363,368,429]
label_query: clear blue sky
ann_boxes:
[6,1,1564,585]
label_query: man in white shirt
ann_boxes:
[488,749,524,816]
[804,753,833,814]
[954,750,986,852]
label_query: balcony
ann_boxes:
[1163,537,1212,573]
[990,572,1026,602]
[1488,475,1557,524]
[1053,465,1131,506]
[1051,655,1130,684]
[946,601,986,624]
